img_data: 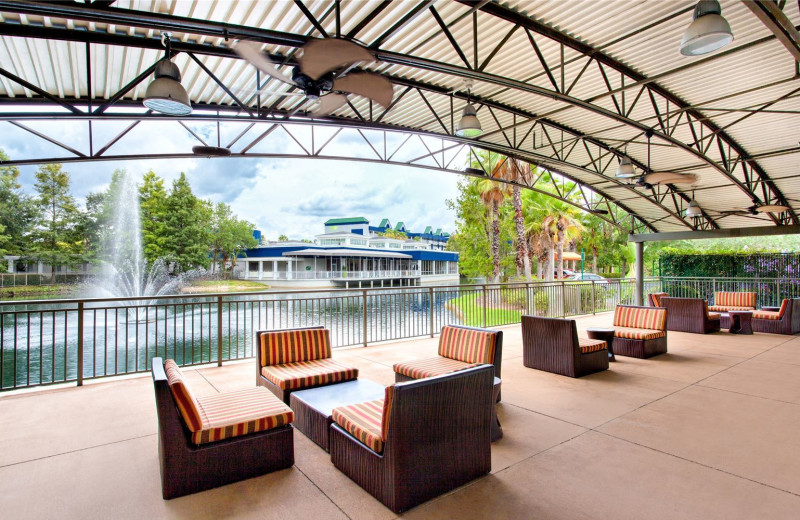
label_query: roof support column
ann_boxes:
[634,241,644,307]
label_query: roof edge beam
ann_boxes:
[743,0,800,62]
[630,224,800,243]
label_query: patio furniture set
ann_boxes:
[152,324,502,513]
[151,291,797,509]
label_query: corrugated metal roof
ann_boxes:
[0,0,797,233]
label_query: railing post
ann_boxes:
[526,283,532,315]
[429,287,435,337]
[77,301,84,386]
[617,280,622,306]
[561,281,566,318]
[592,281,596,314]
[776,279,780,306]
[217,296,223,367]
[712,278,716,299]
[482,285,488,327]
[362,289,368,347]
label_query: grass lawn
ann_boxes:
[182,279,270,293]
[447,293,523,327]
[0,283,78,300]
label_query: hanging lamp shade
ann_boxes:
[679,1,733,56]
[615,156,636,178]
[685,199,703,217]
[456,103,482,137]
[143,58,191,115]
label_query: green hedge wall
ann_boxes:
[658,252,800,279]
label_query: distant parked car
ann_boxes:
[553,269,574,279]
[567,273,608,283]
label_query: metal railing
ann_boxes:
[0,273,91,288]
[2,275,793,392]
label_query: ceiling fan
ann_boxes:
[233,39,394,116]
[714,204,791,216]
[620,129,699,189]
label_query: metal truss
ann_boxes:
[0,0,796,231]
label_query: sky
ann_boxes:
[1,116,463,241]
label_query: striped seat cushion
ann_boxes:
[753,299,789,320]
[714,292,756,309]
[192,388,294,445]
[164,359,203,432]
[332,386,394,453]
[578,337,606,354]
[260,328,331,366]
[708,305,756,312]
[261,358,358,390]
[438,326,497,364]
[649,292,668,307]
[707,312,722,320]
[393,357,479,379]
[614,327,666,340]
[613,306,667,331]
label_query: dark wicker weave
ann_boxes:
[330,364,493,514]
[660,297,721,334]
[255,326,350,404]
[521,315,609,377]
[394,324,503,401]
[752,298,800,334]
[151,358,294,499]
[612,305,668,359]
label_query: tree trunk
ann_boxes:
[556,229,565,280]
[491,201,501,283]
[546,249,554,282]
[592,249,598,274]
[511,186,532,281]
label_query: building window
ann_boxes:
[350,239,367,246]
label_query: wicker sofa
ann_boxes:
[611,305,668,358]
[708,291,757,312]
[659,297,721,334]
[329,364,494,513]
[152,358,295,499]
[255,326,359,404]
[647,292,669,307]
[393,324,502,400]
[521,315,608,377]
[752,298,800,334]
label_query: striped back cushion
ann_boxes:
[650,292,668,307]
[715,292,756,308]
[260,328,331,366]
[777,299,789,317]
[382,385,394,441]
[438,326,497,364]
[613,306,667,331]
[164,359,203,432]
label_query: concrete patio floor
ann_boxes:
[2,312,799,519]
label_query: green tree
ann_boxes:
[278,234,289,242]
[163,173,212,272]
[378,229,407,240]
[139,170,169,262]
[30,163,83,278]
[210,202,258,275]
[0,222,10,271]
[495,158,533,281]
[0,149,36,255]
[476,178,509,283]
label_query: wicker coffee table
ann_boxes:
[586,327,616,362]
[290,379,386,452]
[727,310,753,335]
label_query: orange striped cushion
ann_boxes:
[164,359,203,432]
[332,385,394,453]
[708,305,755,312]
[192,387,294,445]
[261,358,358,390]
[614,327,666,340]
[613,306,667,330]
[715,292,756,308]
[438,326,497,364]
[752,299,790,320]
[259,328,331,366]
[707,312,722,320]
[578,337,606,354]
[650,292,668,307]
[393,357,479,380]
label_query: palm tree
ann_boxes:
[476,178,508,283]
[494,158,533,281]
[579,214,605,274]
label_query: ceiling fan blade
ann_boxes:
[333,73,394,108]
[756,204,790,213]
[233,41,295,86]
[644,172,699,185]
[313,93,347,116]
[299,39,374,80]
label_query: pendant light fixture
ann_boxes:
[456,80,482,138]
[679,1,733,56]
[686,191,703,217]
[615,147,636,178]
[143,33,192,116]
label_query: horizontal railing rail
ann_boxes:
[1,275,794,391]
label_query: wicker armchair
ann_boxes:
[151,358,294,499]
[648,292,669,307]
[521,316,608,377]
[329,364,494,514]
[752,299,800,334]
[611,305,668,359]
[660,297,721,334]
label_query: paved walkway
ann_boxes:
[1,313,799,519]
